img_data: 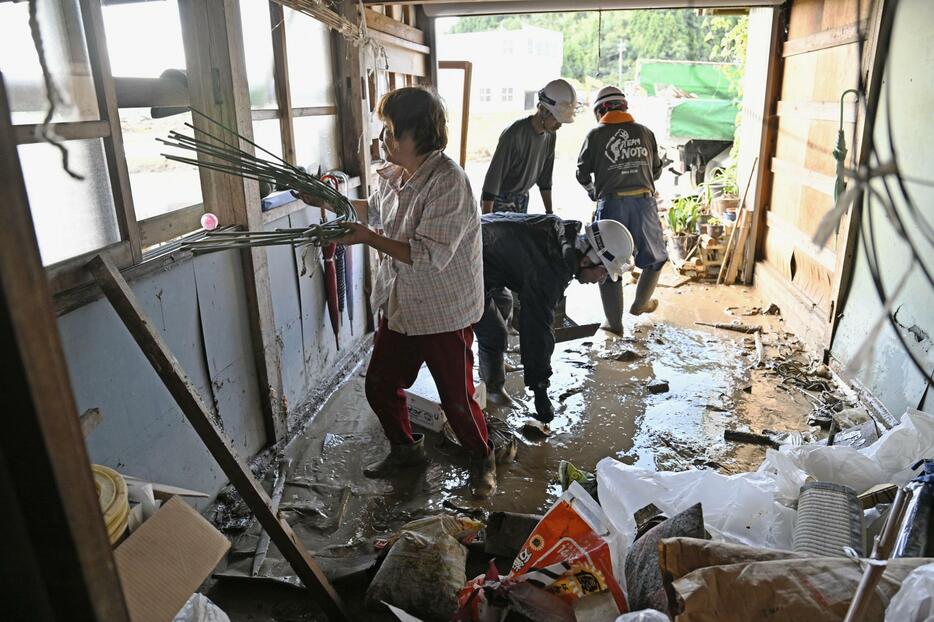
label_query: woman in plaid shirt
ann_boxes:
[325,87,496,497]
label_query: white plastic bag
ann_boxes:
[615,610,669,621]
[173,594,230,622]
[759,409,934,500]
[596,457,796,588]
[885,563,934,622]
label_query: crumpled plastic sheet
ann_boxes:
[614,610,669,622]
[172,594,230,622]
[759,409,934,504]
[596,409,934,593]
[597,458,796,588]
[885,562,934,622]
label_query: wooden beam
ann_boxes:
[776,100,858,123]
[783,20,866,57]
[13,120,110,145]
[178,0,287,442]
[369,28,431,55]
[0,75,130,622]
[827,0,894,349]
[743,6,785,285]
[87,254,348,622]
[770,156,836,196]
[47,241,134,296]
[363,6,425,44]
[80,0,142,263]
[331,0,371,193]
[292,105,338,117]
[439,60,472,167]
[417,4,438,86]
[139,203,204,249]
[269,1,296,164]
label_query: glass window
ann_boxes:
[252,118,284,161]
[121,109,203,221]
[284,9,335,107]
[242,0,277,110]
[502,40,513,55]
[293,115,340,172]
[102,0,187,79]
[501,87,514,102]
[18,139,119,266]
[0,0,99,124]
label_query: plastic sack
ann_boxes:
[366,516,471,621]
[456,483,626,621]
[596,457,796,585]
[173,594,230,622]
[885,562,934,621]
[510,482,626,611]
[615,611,668,622]
[759,409,934,502]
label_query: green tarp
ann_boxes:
[670,99,739,141]
[637,60,739,99]
[636,60,740,141]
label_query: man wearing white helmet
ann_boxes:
[576,85,667,335]
[481,78,577,216]
[474,213,634,423]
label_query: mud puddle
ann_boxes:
[207,270,820,619]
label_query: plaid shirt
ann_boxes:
[368,151,484,336]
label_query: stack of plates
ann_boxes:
[92,465,129,545]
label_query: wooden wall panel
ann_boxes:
[755,0,873,357]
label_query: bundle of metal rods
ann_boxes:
[159,109,354,255]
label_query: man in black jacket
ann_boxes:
[576,86,668,335]
[474,213,635,423]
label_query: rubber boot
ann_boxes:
[630,268,661,316]
[479,349,510,407]
[363,433,427,478]
[470,442,497,498]
[532,385,555,423]
[599,278,625,335]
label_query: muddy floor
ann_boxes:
[205,269,822,621]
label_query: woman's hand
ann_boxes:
[334,222,373,246]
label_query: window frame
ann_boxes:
[6,0,345,296]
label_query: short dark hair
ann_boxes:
[377,87,448,155]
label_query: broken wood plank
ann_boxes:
[695,321,762,334]
[554,322,601,343]
[87,254,348,622]
[724,429,780,449]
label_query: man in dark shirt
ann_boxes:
[576,86,668,335]
[481,78,578,215]
[475,213,635,423]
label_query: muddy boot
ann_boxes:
[630,268,661,316]
[470,443,497,498]
[363,433,427,478]
[599,278,625,334]
[532,385,555,423]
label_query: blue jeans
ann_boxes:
[595,194,668,271]
[492,191,530,214]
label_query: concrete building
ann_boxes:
[438,25,563,112]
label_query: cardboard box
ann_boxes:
[114,496,230,622]
[405,364,487,432]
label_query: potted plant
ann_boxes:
[702,216,724,239]
[665,195,700,262]
[708,164,739,217]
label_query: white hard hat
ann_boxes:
[592,85,627,111]
[538,79,578,124]
[584,219,635,282]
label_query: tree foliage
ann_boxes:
[449,10,746,84]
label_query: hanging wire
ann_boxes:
[832,0,934,387]
[26,0,83,180]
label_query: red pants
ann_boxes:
[365,319,489,455]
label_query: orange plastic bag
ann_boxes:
[510,482,628,612]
